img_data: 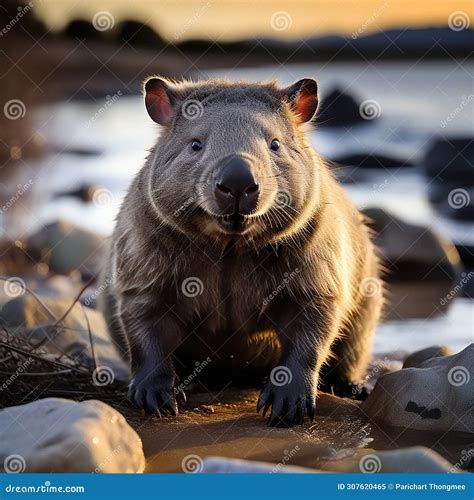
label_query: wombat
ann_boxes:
[101,77,383,427]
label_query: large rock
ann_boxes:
[363,207,463,318]
[0,399,144,473]
[362,344,473,433]
[0,294,128,380]
[363,207,462,282]
[26,220,106,279]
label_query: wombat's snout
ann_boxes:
[214,156,259,216]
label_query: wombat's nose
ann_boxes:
[214,156,259,215]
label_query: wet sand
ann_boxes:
[119,388,471,473]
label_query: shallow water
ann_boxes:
[11,60,474,354]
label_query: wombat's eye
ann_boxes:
[191,139,203,152]
[270,138,280,151]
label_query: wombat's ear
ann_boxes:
[283,78,318,123]
[144,77,175,125]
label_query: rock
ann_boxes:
[363,207,463,318]
[424,137,474,187]
[403,345,453,369]
[117,21,164,47]
[26,220,106,279]
[0,294,128,380]
[329,153,413,169]
[362,344,473,433]
[424,137,474,221]
[201,456,317,473]
[353,447,455,473]
[0,398,144,473]
[363,207,462,282]
[316,88,369,127]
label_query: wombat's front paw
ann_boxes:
[128,371,185,417]
[257,366,316,427]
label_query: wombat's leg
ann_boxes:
[257,300,340,427]
[320,294,382,398]
[119,297,185,416]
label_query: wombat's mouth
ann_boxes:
[216,213,249,233]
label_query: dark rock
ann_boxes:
[424,137,474,221]
[329,153,413,169]
[65,20,107,41]
[117,21,164,47]
[424,137,474,186]
[54,184,100,203]
[363,207,462,282]
[316,88,369,127]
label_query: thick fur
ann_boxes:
[101,78,383,427]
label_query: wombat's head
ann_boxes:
[144,77,320,245]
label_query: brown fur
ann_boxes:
[101,77,383,427]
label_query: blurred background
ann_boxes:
[0,0,473,355]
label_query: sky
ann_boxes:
[35,0,473,41]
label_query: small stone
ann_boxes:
[403,345,453,368]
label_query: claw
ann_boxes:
[262,404,270,417]
[306,397,316,422]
